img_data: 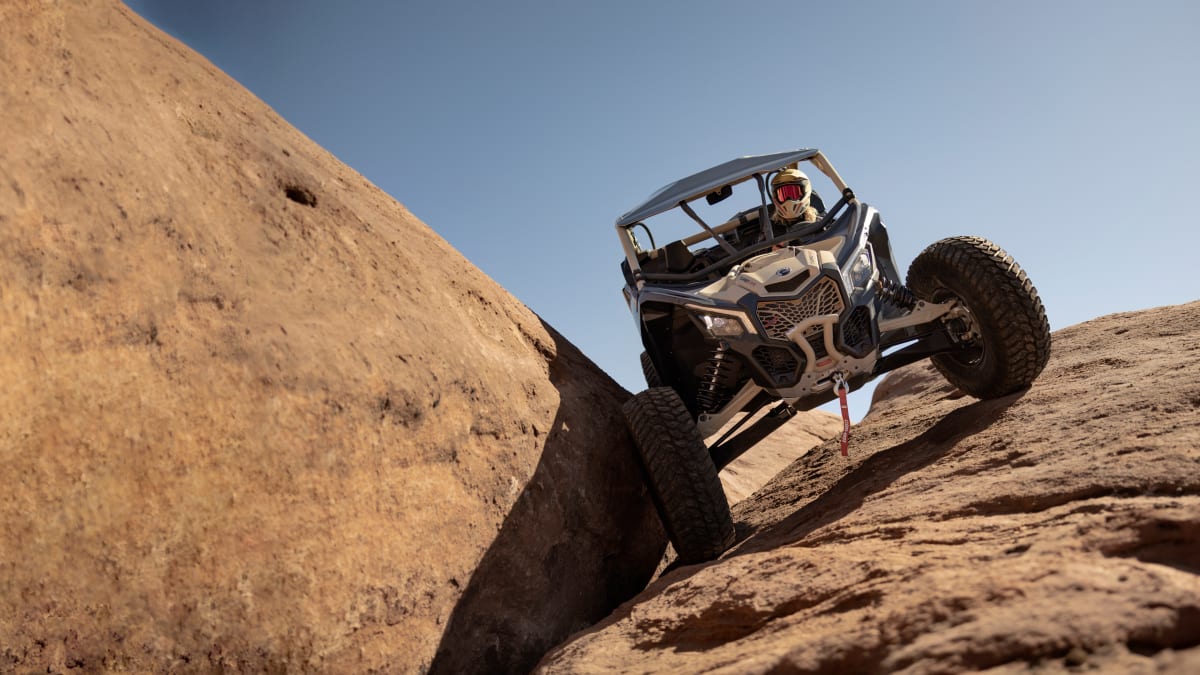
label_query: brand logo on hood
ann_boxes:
[777,267,791,277]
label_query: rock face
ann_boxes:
[0,2,668,672]
[717,412,842,506]
[537,302,1200,674]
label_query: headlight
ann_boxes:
[844,245,875,291]
[699,313,747,338]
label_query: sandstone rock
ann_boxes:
[717,411,842,506]
[537,302,1200,673]
[0,2,665,672]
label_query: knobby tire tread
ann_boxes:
[640,351,663,388]
[623,387,735,563]
[907,236,1052,399]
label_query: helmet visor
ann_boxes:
[774,182,808,203]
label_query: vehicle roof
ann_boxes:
[614,148,820,227]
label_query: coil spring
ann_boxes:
[879,277,918,310]
[696,343,737,414]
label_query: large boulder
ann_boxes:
[537,302,1200,673]
[0,1,664,672]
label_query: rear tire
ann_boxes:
[906,236,1051,399]
[622,387,735,563]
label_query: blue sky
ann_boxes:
[126,1,1200,419]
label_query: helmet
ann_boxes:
[770,168,812,223]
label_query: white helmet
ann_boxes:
[770,168,812,223]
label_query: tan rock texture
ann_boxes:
[0,2,669,672]
[718,411,842,506]
[538,302,1200,674]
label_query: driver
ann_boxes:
[770,168,819,229]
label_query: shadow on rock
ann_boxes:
[428,322,666,675]
[733,392,1024,555]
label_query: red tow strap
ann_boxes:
[834,373,851,456]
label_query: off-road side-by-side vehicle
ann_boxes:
[617,149,1051,563]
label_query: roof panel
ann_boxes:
[615,149,820,226]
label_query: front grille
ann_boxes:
[755,276,845,341]
[840,305,874,357]
[752,346,802,386]
[806,331,828,361]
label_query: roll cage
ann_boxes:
[616,149,856,287]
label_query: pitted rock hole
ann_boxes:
[284,184,317,207]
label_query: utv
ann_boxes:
[617,149,1051,563]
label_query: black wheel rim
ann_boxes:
[932,287,985,367]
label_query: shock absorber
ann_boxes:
[696,342,737,414]
[878,277,918,310]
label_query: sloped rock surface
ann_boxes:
[718,411,842,506]
[0,2,664,672]
[537,302,1200,674]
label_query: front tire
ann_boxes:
[906,236,1051,399]
[622,387,735,563]
[640,351,663,388]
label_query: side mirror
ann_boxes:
[705,184,732,205]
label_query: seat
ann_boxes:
[619,241,696,283]
[660,241,695,273]
[810,189,827,215]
